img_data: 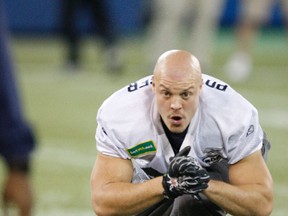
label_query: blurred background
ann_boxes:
[0,0,287,215]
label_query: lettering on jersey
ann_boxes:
[127,140,156,157]
[246,125,254,137]
[127,78,152,92]
[205,80,228,92]
[202,148,223,165]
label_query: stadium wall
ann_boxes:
[2,0,284,35]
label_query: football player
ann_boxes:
[91,50,273,215]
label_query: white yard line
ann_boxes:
[35,139,96,168]
[35,209,93,216]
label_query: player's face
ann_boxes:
[152,73,202,133]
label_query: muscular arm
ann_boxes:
[90,153,165,216]
[203,150,274,216]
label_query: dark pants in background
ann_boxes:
[61,0,117,66]
[0,2,35,169]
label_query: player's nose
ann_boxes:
[170,96,182,110]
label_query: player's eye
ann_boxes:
[181,91,192,99]
[161,90,171,98]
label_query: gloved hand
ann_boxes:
[162,147,210,199]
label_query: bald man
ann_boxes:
[90,50,273,216]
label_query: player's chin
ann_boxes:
[169,125,186,134]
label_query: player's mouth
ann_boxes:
[170,115,183,125]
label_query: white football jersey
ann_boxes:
[95,74,263,183]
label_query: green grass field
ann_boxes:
[1,29,287,215]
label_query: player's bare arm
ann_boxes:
[90,153,164,216]
[203,150,274,216]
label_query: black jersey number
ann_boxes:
[127,78,152,92]
[128,78,227,92]
[205,80,228,91]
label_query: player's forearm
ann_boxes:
[203,180,273,216]
[92,177,164,216]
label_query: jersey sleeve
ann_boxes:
[95,75,154,160]
[95,102,131,159]
[95,120,131,159]
[227,107,263,164]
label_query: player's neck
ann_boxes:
[161,118,189,154]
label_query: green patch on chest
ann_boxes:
[127,141,156,157]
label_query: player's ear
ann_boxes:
[199,78,203,92]
[151,75,156,92]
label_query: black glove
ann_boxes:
[173,146,191,158]
[162,155,210,199]
[206,158,229,183]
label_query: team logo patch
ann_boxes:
[202,149,223,165]
[127,141,156,158]
[246,125,254,137]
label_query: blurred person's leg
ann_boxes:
[188,0,225,72]
[62,0,82,70]
[224,0,274,82]
[0,2,35,216]
[280,0,288,30]
[90,0,123,73]
[145,0,190,70]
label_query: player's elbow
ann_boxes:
[91,193,109,216]
[92,203,106,216]
[263,205,273,216]
[263,183,274,215]
[91,183,104,215]
[92,203,120,216]
[254,203,273,216]
[254,187,274,216]
[91,191,119,216]
[91,187,108,216]
[91,191,100,215]
[260,197,274,216]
